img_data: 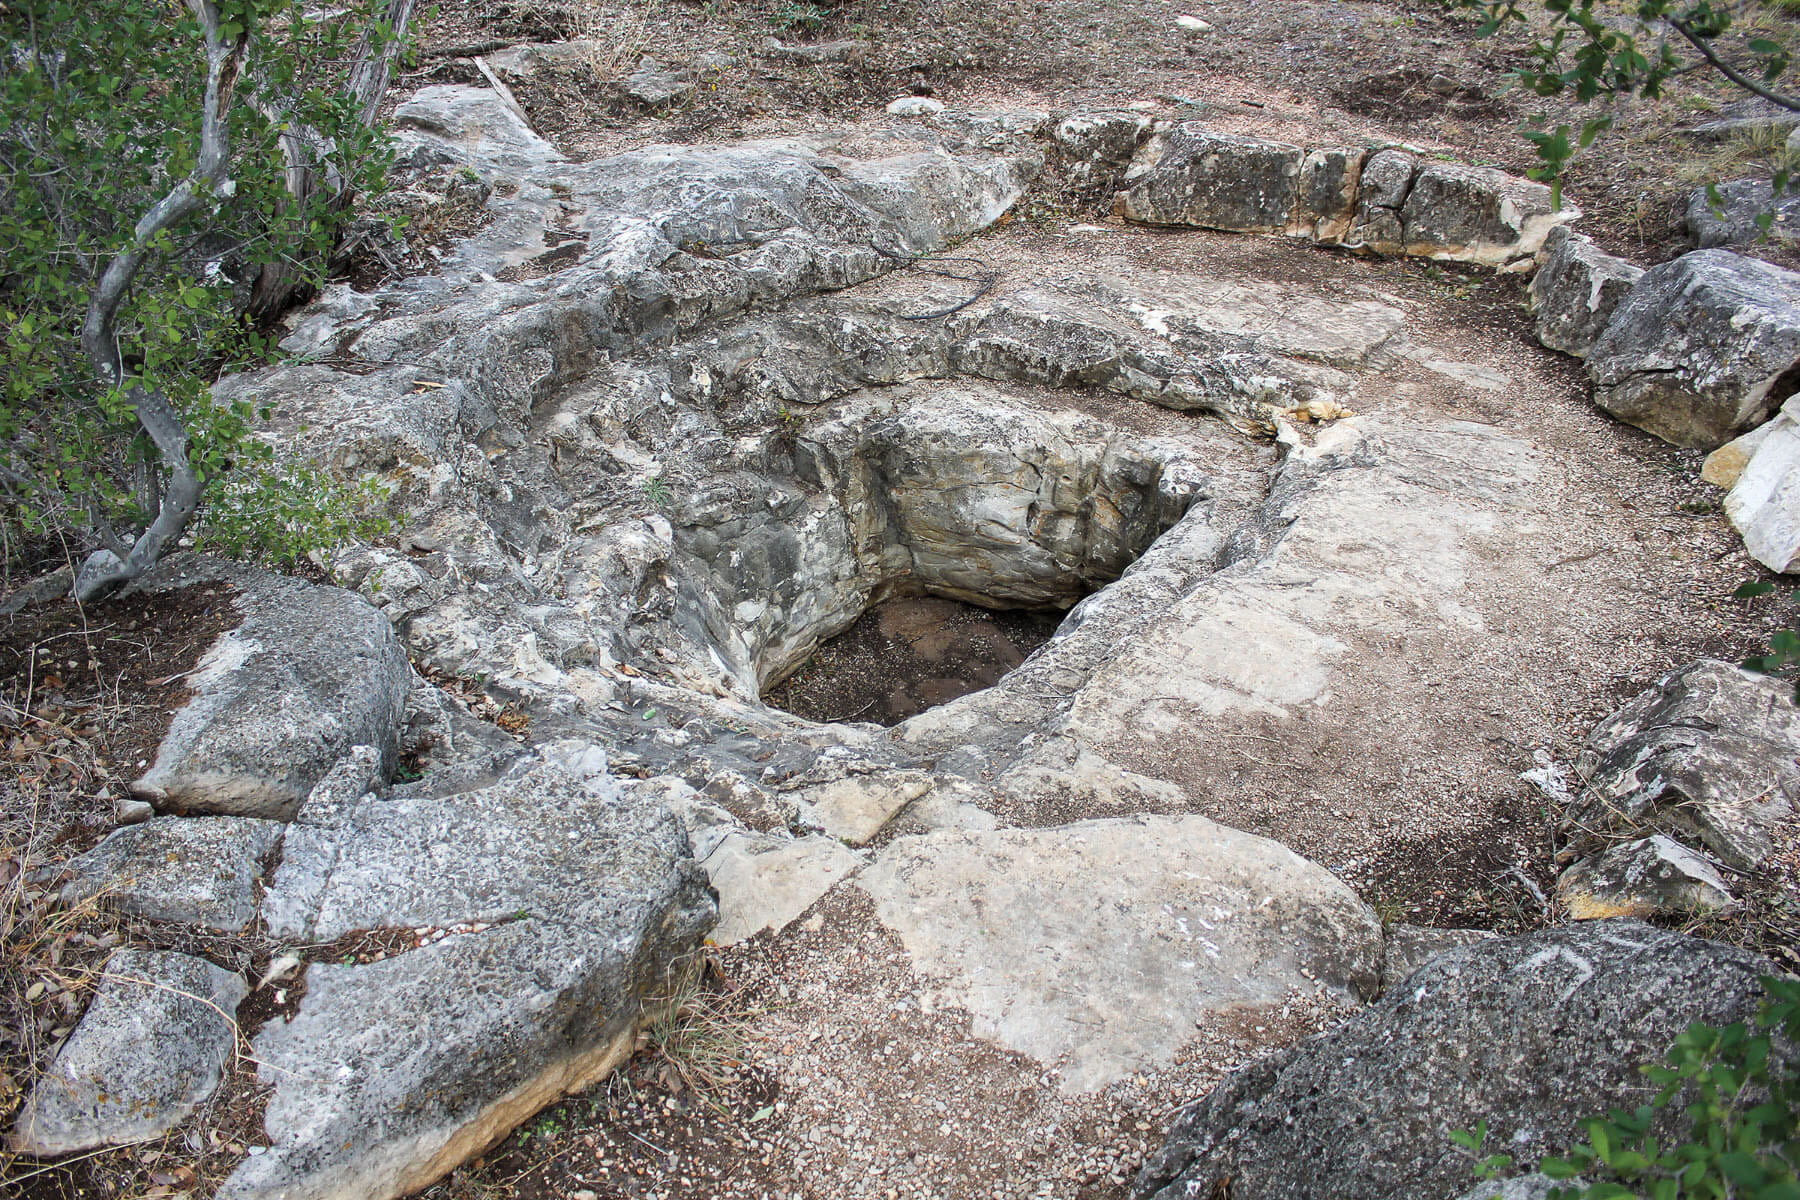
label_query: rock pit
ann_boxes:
[9,67,1800,1200]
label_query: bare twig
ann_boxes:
[1668,17,1800,113]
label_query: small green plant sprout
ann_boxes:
[1452,1119,1518,1182]
[1460,975,1800,1200]
[1733,581,1800,702]
[641,475,673,510]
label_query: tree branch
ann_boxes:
[1668,18,1800,113]
[73,0,244,601]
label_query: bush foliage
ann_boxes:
[0,0,404,577]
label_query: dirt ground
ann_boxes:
[764,596,1064,725]
[7,0,1800,1197]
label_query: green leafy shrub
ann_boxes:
[0,0,410,587]
[1459,975,1800,1199]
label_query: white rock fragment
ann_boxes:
[886,96,946,117]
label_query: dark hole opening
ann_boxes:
[761,594,1066,726]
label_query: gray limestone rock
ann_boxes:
[130,560,412,821]
[1346,147,1419,252]
[1685,96,1800,142]
[1380,923,1496,991]
[226,746,715,1200]
[858,814,1382,1091]
[625,57,692,106]
[9,950,245,1155]
[1567,658,1800,872]
[1725,395,1800,572]
[1529,226,1643,359]
[1348,150,1570,266]
[1295,146,1365,242]
[1118,125,1304,233]
[482,39,609,80]
[761,37,866,63]
[61,816,284,932]
[392,84,564,175]
[1556,834,1736,919]
[1133,921,1779,1200]
[1587,249,1800,449]
[1686,179,1800,249]
[1051,111,1154,184]
[1456,1176,1579,1200]
[1399,158,1567,267]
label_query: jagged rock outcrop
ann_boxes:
[1556,834,1736,919]
[1132,922,1779,1200]
[129,558,413,821]
[9,950,245,1155]
[1529,226,1643,358]
[1586,249,1800,449]
[1565,658,1800,872]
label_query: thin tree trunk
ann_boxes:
[75,0,244,601]
[244,0,417,324]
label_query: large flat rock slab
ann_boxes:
[1058,415,1539,739]
[228,747,715,1200]
[856,814,1381,1090]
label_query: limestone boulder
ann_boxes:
[1051,111,1153,183]
[624,56,692,106]
[1398,158,1567,266]
[61,816,283,932]
[1568,658,1800,872]
[1724,395,1800,572]
[392,84,564,175]
[1133,921,1778,1200]
[1587,249,1800,449]
[1117,126,1303,233]
[857,814,1382,1091]
[130,559,412,821]
[1349,151,1570,267]
[9,950,245,1155]
[1686,178,1800,249]
[1556,835,1736,919]
[228,745,715,1200]
[1529,226,1643,358]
